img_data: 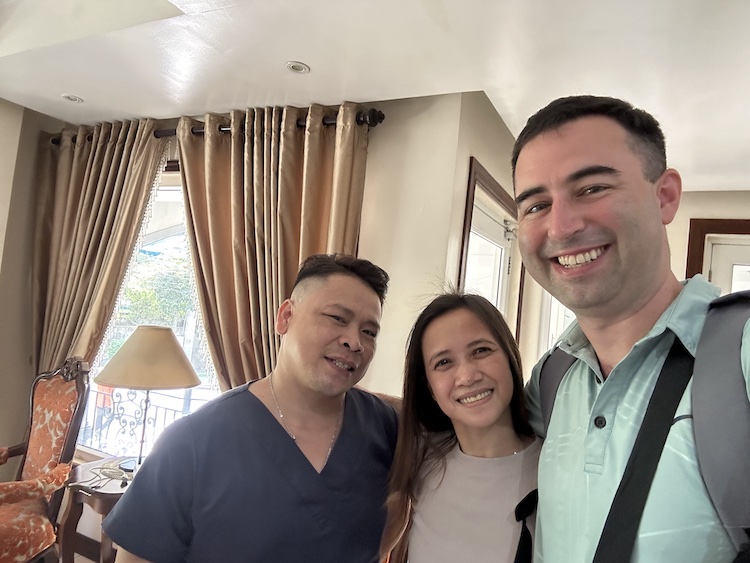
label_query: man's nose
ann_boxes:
[547,199,585,241]
[341,328,363,353]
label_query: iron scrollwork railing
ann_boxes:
[79,388,188,457]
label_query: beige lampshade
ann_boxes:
[94,325,201,390]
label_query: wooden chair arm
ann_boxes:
[0,443,26,465]
[6,443,27,459]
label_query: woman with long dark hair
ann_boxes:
[380,293,540,563]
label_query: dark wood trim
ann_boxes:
[458,157,525,338]
[73,531,105,561]
[164,159,180,172]
[457,160,479,291]
[470,157,517,216]
[686,218,750,277]
[516,268,525,343]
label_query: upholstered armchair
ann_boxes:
[0,358,89,562]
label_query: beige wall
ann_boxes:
[0,99,64,480]
[0,99,24,272]
[358,91,521,395]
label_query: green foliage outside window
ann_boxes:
[121,252,193,330]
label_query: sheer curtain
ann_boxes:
[177,102,371,389]
[33,120,169,372]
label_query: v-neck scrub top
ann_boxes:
[103,384,398,563]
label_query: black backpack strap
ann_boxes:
[539,347,576,434]
[593,338,694,563]
[514,489,538,563]
[693,290,750,551]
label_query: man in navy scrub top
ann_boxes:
[104,254,398,563]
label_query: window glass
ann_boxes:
[77,175,220,457]
[463,201,514,314]
[464,232,506,312]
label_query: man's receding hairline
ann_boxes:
[290,275,323,301]
[290,272,378,301]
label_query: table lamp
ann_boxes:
[94,325,201,471]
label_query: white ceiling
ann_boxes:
[1,0,749,192]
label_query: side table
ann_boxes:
[59,457,133,563]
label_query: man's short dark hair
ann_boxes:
[292,253,389,304]
[511,95,667,184]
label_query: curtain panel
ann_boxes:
[33,120,169,372]
[177,102,371,390]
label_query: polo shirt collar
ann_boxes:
[556,274,720,359]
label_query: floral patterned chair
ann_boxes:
[0,358,89,563]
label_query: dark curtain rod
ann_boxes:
[50,108,384,146]
[155,107,384,138]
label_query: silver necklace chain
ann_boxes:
[269,373,296,440]
[269,374,344,465]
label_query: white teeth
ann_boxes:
[331,359,354,371]
[557,247,604,268]
[459,390,492,404]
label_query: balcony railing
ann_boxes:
[78,385,216,457]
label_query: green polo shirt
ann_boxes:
[526,276,750,562]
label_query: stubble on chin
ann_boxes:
[310,369,361,398]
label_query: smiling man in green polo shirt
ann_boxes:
[513,95,749,563]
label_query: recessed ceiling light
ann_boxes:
[62,94,84,103]
[286,61,310,74]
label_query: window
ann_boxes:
[463,200,515,314]
[538,291,575,358]
[77,170,220,458]
[458,157,523,337]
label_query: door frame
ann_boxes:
[686,218,750,277]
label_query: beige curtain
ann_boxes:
[177,102,371,390]
[33,120,169,372]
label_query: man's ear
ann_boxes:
[656,168,682,225]
[276,299,293,335]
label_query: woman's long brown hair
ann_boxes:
[379,293,533,562]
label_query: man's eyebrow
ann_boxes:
[515,186,546,207]
[565,165,619,183]
[515,165,620,207]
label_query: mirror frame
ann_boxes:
[458,157,526,340]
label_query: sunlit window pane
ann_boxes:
[464,232,504,310]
